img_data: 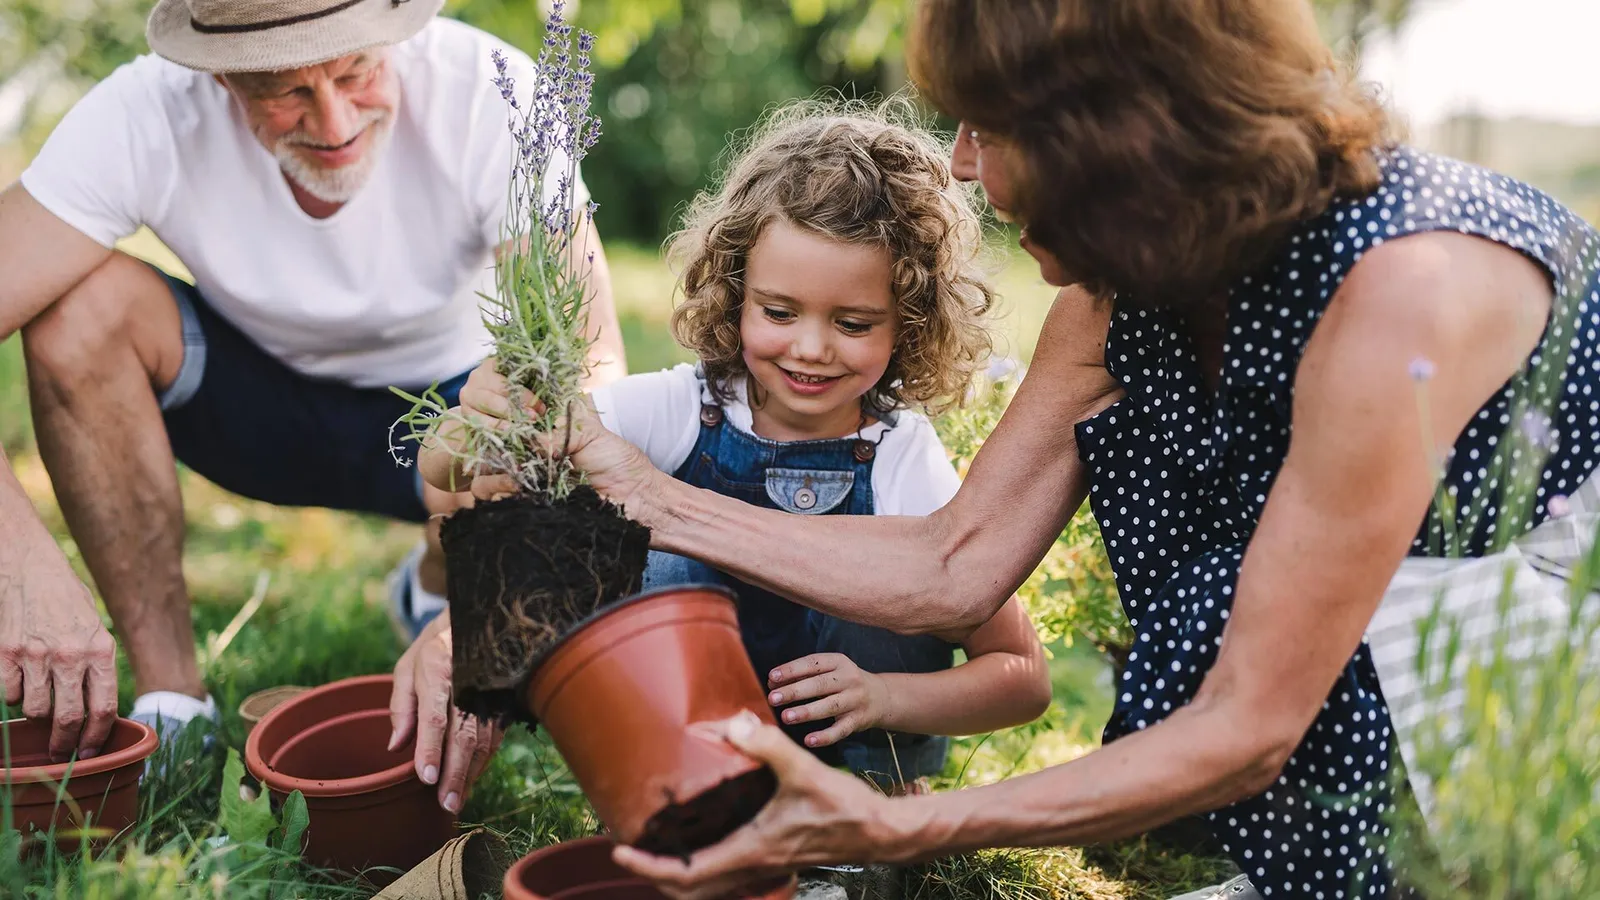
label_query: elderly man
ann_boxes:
[0,0,624,814]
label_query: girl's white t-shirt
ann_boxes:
[19,18,584,389]
[589,364,963,516]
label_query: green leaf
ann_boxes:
[276,790,310,857]
[219,748,278,847]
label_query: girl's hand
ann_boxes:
[613,711,903,899]
[767,653,890,748]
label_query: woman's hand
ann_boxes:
[420,358,661,512]
[388,610,502,814]
[766,653,890,748]
[612,711,901,899]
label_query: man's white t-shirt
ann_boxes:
[589,365,963,516]
[20,18,584,388]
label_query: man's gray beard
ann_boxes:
[274,110,394,205]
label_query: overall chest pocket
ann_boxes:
[765,468,855,515]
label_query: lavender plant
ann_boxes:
[394,1,601,498]
[386,3,647,720]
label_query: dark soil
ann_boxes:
[441,485,650,722]
[631,767,778,859]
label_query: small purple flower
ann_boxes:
[1408,356,1435,382]
[1548,494,1571,517]
[492,48,507,75]
[1520,409,1556,451]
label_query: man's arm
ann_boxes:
[0,183,112,338]
[0,182,121,757]
[576,219,627,388]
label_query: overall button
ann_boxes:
[852,439,876,463]
[793,487,817,510]
[700,404,724,427]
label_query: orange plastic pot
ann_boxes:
[503,835,795,900]
[525,586,780,856]
[0,716,156,849]
[244,674,456,877]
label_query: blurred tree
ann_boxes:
[0,0,149,147]
[1312,0,1414,56]
[449,0,908,243]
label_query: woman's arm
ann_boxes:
[614,232,1554,897]
[594,287,1122,636]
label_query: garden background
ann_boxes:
[0,1,1595,897]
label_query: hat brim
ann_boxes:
[146,0,444,74]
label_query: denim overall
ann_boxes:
[643,398,956,786]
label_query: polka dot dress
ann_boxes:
[1075,146,1600,898]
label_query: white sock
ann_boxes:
[131,691,218,726]
[409,563,449,618]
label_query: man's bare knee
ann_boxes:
[22,253,183,395]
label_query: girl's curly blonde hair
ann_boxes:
[666,98,995,417]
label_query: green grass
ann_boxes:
[0,240,1231,898]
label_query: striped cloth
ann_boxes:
[1366,470,1600,827]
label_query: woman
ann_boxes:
[447,1,1597,897]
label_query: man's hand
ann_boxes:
[421,358,661,513]
[388,610,501,814]
[766,654,890,749]
[0,567,118,760]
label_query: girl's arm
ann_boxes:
[875,596,1050,736]
[769,595,1051,744]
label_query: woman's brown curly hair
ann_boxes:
[666,98,995,416]
[908,0,1393,307]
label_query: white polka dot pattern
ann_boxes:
[1072,146,1599,898]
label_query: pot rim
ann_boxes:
[0,716,157,785]
[245,673,418,798]
[504,835,614,898]
[527,583,737,678]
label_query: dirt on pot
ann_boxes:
[442,485,650,723]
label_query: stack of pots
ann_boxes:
[244,673,456,878]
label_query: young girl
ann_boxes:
[428,103,1050,791]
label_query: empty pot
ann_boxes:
[503,835,794,900]
[0,716,157,849]
[524,586,781,857]
[244,674,456,877]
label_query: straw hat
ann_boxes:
[146,0,445,74]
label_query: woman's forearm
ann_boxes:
[874,652,1052,736]
[873,694,1281,864]
[636,477,989,634]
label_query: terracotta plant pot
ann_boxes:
[0,716,157,849]
[504,835,795,900]
[526,586,781,857]
[244,674,456,877]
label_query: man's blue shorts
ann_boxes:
[155,270,472,524]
